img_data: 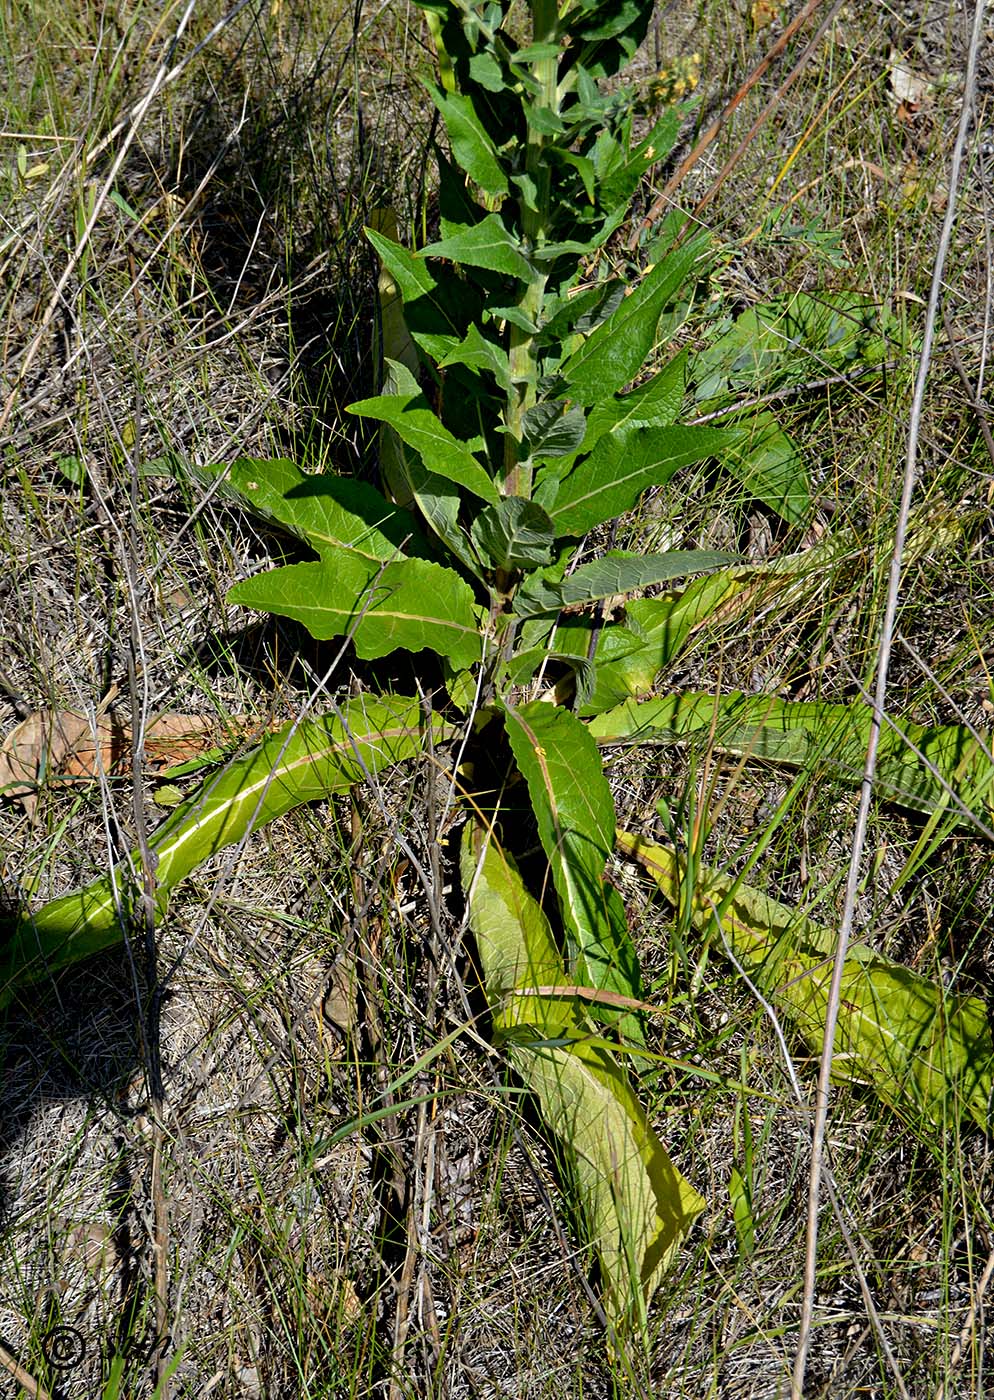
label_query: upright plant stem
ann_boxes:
[503,0,559,498]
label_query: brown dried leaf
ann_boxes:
[0,711,123,815]
[0,709,256,814]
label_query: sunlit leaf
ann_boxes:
[513,550,736,617]
[503,701,640,1005]
[229,551,483,668]
[619,833,994,1130]
[422,213,533,279]
[552,425,734,536]
[221,457,425,561]
[461,823,705,1328]
[560,236,706,403]
[592,692,994,826]
[1,698,432,1004]
[429,85,509,195]
[471,497,555,570]
[717,413,810,526]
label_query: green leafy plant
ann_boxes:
[4,0,993,1340]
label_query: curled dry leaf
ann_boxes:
[0,708,257,815]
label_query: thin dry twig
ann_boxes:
[631,0,831,246]
[933,1237,994,1400]
[691,0,847,223]
[791,2,991,1394]
[0,0,200,435]
[942,303,994,471]
[0,1341,54,1400]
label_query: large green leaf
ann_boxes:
[550,572,745,715]
[437,324,512,391]
[513,549,736,617]
[421,213,533,280]
[502,701,639,1001]
[522,401,588,458]
[551,425,733,536]
[718,413,810,526]
[692,290,901,404]
[1,698,430,1005]
[429,85,509,196]
[618,833,994,1131]
[219,458,425,562]
[367,222,476,360]
[582,350,687,448]
[461,823,705,1329]
[471,496,555,570]
[591,692,994,826]
[559,237,705,404]
[349,363,500,505]
[229,551,483,669]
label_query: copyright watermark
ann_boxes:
[40,1324,86,1369]
[0,1323,171,1392]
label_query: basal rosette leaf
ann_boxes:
[592,692,994,826]
[460,822,705,1330]
[220,458,427,562]
[618,833,994,1131]
[714,413,811,526]
[1,698,432,1005]
[502,701,641,1005]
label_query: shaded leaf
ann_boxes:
[370,208,422,509]
[619,833,994,1131]
[438,324,512,391]
[461,822,704,1328]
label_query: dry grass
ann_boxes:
[2,1,993,1397]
